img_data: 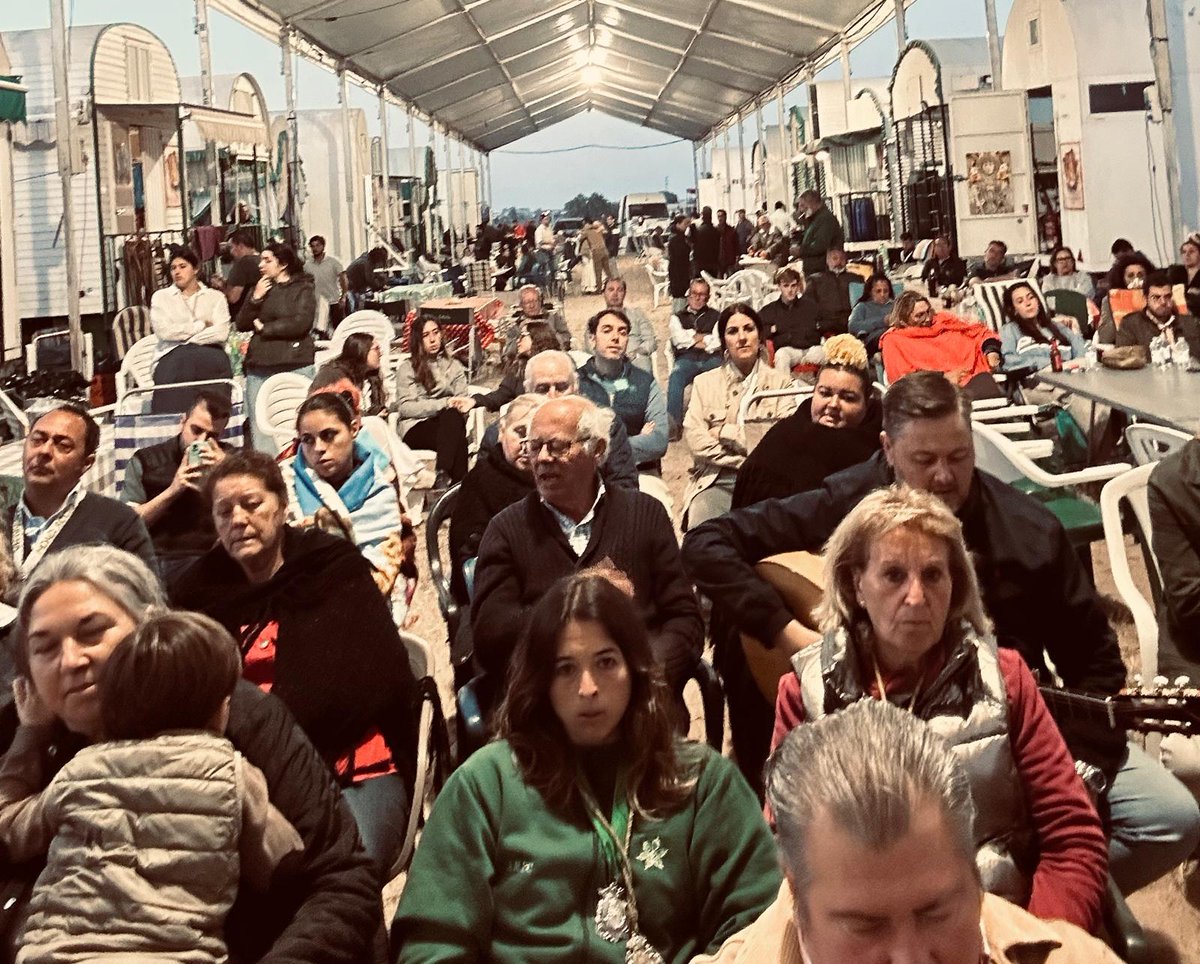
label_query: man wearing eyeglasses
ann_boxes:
[479,351,640,491]
[471,395,702,694]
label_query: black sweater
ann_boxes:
[236,275,317,371]
[472,486,703,687]
[682,451,1128,776]
[173,527,417,783]
[731,397,882,509]
[448,444,535,601]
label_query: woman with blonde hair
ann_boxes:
[880,290,1002,389]
[771,485,1108,933]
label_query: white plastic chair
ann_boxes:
[116,335,159,403]
[254,371,314,453]
[971,419,1131,488]
[737,386,810,426]
[1124,424,1192,467]
[1100,464,1161,679]
[391,629,449,877]
[646,261,669,308]
[638,473,674,518]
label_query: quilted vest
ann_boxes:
[675,306,721,360]
[134,436,219,557]
[19,732,243,963]
[577,358,655,439]
[793,626,1033,906]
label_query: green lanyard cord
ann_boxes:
[577,765,640,927]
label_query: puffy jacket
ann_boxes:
[20,734,242,962]
[795,626,1031,905]
[236,276,317,371]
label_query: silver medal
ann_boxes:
[625,933,666,964]
[595,882,630,942]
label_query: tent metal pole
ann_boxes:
[50,0,83,371]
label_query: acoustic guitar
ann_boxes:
[1038,680,1200,737]
[739,551,825,703]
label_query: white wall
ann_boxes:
[1002,0,1175,263]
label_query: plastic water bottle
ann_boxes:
[1085,343,1098,371]
[1151,334,1170,368]
[1172,337,1191,368]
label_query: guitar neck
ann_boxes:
[1040,686,1200,737]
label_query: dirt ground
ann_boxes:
[390,255,1200,961]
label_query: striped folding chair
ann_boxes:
[113,380,246,499]
[972,278,1049,332]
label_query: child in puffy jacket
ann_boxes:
[0,610,303,963]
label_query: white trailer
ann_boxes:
[1001,0,1198,264]
[269,107,370,265]
[180,72,274,231]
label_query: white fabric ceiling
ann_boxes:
[225,0,902,150]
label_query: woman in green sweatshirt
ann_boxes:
[393,572,780,963]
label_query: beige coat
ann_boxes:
[692,883,1121,964]
[682,359,795,517]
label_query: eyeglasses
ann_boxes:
[532,381,573,395]
[521,437,578,459]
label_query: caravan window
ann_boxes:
[1088,82,1152,114]
[628,202,669,219]
[125,42,152,101]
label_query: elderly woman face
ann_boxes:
[211,473,288,579]
[500,404,536,472]
[854,525,953,673]
[24,580,138,739]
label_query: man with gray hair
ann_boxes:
[695,699,1119,963]
[479,350,640,489]
[472,394,702,693]
[507,283,571,351]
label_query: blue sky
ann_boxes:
[1,0,1013,209]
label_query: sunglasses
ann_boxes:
[532,381,572,394]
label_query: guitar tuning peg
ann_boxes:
[1153,675,1169,691]
[1175,676,1191,689]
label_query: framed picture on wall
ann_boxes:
[965,150,1014,216]
[1060,142,1084,210]
[164,147,181,209]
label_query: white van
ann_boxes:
[618,192,672,239]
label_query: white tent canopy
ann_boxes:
[215,0,913,150]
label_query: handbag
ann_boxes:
[1099,345,1148,369]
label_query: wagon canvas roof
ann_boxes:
[216,0,911,150]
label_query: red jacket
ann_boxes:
[772,647,1108,932]
[880,312,1000,385]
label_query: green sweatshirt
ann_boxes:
[392,740,781,963]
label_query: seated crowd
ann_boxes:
[1,227,1200,964]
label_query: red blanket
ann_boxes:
[881,312,997,386]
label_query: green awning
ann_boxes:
[813,126,883,150]
[0,76,26,125]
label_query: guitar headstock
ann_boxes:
[1116,675,1200,736]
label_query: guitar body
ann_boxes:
[739,551,826,703]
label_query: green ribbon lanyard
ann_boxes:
[579,764,632,879]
